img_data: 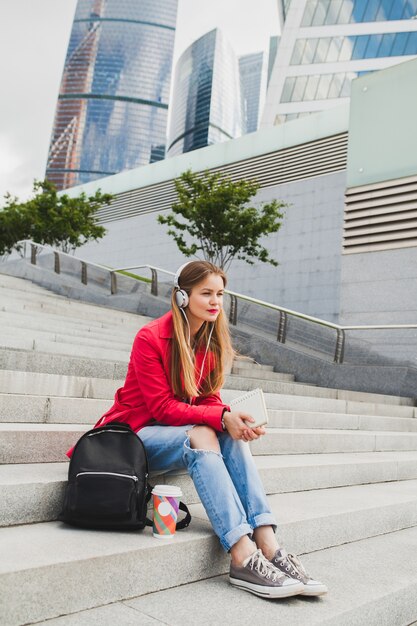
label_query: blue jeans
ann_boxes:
[139,424,277,552]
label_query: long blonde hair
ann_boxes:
[170,260,234,398]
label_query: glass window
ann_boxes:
[389,2,404,19]
[363,0,381,21]
[402,0,417,18]
[291,76,308,101]
[301,1,319,26]
[364,33,382,57]
[281,77,296,103]
[405,31,417,54]
[327,37,343,62]
[314,38,331,62]
[312,0,330,25]
[291,39,307,65]
[328,73,344,98]
[351,1,367,22]
[391,32,409,55]
[339,37,354,61]
[351,35,369,59]
[378,33,395,56]
[325,0,343,23]
[304,75,320,100]
[341,72,356,97]
[316,74,333,99]
[303,38,319,63]
[338,0,354,23]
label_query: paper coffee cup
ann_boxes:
[151,485,182,539]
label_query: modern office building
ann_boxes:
[262,0,417,125]
[46,0,178,190]
[167,29,242,157]
[239,52,267,134]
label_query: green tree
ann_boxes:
[158,169,286,270]
[0,180,112,256]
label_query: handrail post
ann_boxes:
[277,311,287,343]
[54,252,60,274]
[229,294,238,325]
[81,261,88,285]
[334,328,345,364]
[30,244,37,265]
[150,268,158,296]
[110,271,117,295]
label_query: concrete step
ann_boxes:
[2,480,417,625]
[72,527,417,626]
[0,326,134,352]
[0,348,129,379]
[231,366,295,382]
[0,310,144,344]
[3,451,417,527]
[223,388,417,418]
[3,424,417,464]
[0,335,130,362]
[231,359,274,372]
[0,370,124,400]
[224,374,417,406]
[1,290,144,326]
[2,392,417,433]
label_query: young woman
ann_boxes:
[90,260,327,599]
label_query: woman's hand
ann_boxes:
[222,411,266,442]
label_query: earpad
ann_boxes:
[175,289,189,308]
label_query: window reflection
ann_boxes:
[301,0,417,25]
[290,32,417,64]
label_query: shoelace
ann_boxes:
[276,549,310,579]
[247,549,283,582]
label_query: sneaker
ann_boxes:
[269,548,328,597]
[229,549,304,599]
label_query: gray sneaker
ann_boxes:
[229,549,304,599]
[269,548,328,596]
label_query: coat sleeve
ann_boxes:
[131,329,227,431]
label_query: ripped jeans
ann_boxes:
[138,424,277,552]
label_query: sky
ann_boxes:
[0,0,279,201]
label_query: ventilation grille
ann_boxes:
[343,174,417,254]
[97,132,348,223]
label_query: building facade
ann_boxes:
[239,52,267,134]
[46,0,178,190]
[167,29,242,157]
[262,0,417,125]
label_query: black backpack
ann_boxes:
[59,422,191,531]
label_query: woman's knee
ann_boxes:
[188,425,220,452]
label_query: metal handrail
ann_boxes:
[8,240,417,365]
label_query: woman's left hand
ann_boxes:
[241,426,266,442]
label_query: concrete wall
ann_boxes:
[340,247,417,325]
[78,169,346,323]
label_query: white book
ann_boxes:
[230,387,269,428]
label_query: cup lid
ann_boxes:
[151,484,182,498]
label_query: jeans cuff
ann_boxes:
[251,512,277,534]
[222,523,254,552]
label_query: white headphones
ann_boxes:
[174,261,192,308]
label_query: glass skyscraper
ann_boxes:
[167,29,242,157]
[239,52,267,134]
[46,0,178,190]
[262,0,417,125]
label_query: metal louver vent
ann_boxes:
[343,174,417,254]
[98,132,348,223]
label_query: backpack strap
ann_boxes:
[145,483,191,530]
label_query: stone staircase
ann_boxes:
[1,273,417,625]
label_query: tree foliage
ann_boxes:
[0,179,112,256]
[158,169,286,270]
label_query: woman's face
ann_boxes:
[186,273,224,326]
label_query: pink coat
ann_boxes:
[66,311,229,458]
